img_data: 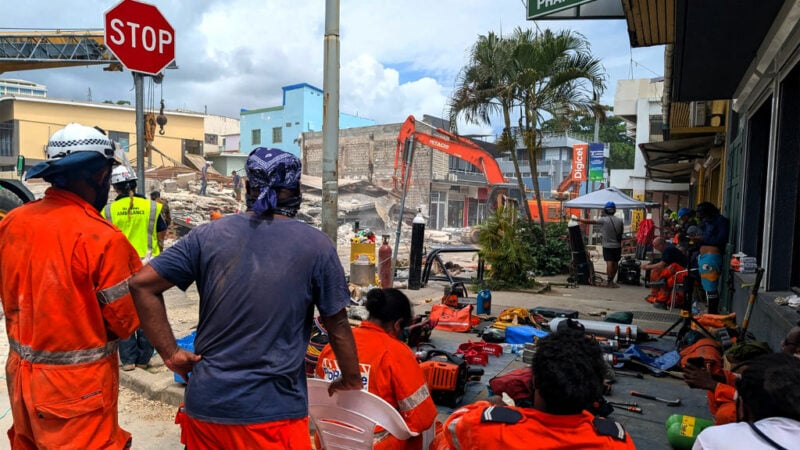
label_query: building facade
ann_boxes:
[0,95,204,172]
[240,83,375,157]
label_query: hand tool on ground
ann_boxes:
[607,401,643,414]
[630,390,681,406]
[739,267,765,340]
[614,369,644,379]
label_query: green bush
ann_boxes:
[522,221,571,276]
[477,204,536,289]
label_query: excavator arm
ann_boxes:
[393,115,508,193]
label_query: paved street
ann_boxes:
[0,261,710,449]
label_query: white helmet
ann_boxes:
[25,123,123,180]
[45,123,118,161]
[111,165,137,184]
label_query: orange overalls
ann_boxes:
[432,401,637,450]
[0,188,142,449]
[647,262,687,307]
[315,321,438,450]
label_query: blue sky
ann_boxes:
[1,0,664,136]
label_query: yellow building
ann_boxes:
[0,95,205,171]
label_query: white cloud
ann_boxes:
[1,0,665,128]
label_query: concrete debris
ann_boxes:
[20,167,474,276]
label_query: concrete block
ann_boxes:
[176,173,195,189]
[162,179,178,193]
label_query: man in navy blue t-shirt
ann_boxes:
[130,148,361,449]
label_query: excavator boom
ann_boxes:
[393,115,507,193]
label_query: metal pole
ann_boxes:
[134,72,145,195]
[321,0,340,243]
[392,137,414,279]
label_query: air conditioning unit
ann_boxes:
[689,101,708,127]
[447,173,458,182]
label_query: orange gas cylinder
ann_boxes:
[378,235,393,288]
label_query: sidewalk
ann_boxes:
[113,272,710,449]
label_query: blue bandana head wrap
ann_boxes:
[245,147,302,215]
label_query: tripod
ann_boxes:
[659,268,713,341]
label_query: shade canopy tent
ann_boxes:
[564,187,656,209]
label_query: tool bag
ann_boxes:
[429,304,473,332]
[488,367,533,407]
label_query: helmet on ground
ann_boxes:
[678,207,691,219]
[111,165,137,185]
[25,123,121,180]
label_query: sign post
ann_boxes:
[105,0,175,194]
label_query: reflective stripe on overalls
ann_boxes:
[8,338,118,365]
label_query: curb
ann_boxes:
[119,367,185,407]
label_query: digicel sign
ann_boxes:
[572,143,588,181]
[104,0,175,75]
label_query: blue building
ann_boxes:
[240,83,375,157]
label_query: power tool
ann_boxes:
[418,349,484,407]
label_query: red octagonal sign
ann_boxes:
[104,0,175,75]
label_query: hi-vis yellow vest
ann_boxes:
[102,196,162,259]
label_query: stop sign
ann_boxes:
[104,0,175,75]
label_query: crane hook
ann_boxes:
[156,99,168,135]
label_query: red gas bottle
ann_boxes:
[378,234,393,288]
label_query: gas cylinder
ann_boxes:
[665,414,713,450]
[378,234,393,288]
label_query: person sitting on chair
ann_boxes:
[315,288,437,450]
[641,237,688,308]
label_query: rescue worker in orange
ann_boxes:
[315,288,437,450]
[433,328,636,450]
[641,237,688,308]
[0,124,142,449]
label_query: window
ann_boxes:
[252,129,261,145]
[182,139,203,156]
[204,133,218,145]
[108,131,130,153]
[0,121,13,157]
[272,127,282,143]
[285,122,292,128]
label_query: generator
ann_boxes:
[418,350,484,407]
[618,256,642,286]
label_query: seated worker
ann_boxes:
[432,328,636,450]
[693,353,800,449]
[315,288,437,450]
[683,322,800,425]
[641,237,688,308]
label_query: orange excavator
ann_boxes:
[393,115,580,224]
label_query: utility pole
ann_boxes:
[321,0,340,242]
[134,72,145,195]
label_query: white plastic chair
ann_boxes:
[669,269,689,312]
[308,378,433,450]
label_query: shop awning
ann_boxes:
[639,136,716,183]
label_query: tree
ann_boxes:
[512,28,606,230]
[541,106,635,170]
[448,32,532,221]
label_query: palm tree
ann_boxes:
[512,28,606,229]
[448,32,533,222]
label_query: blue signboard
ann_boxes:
[589,143,604,182]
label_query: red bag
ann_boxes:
[429,304,473,332]
[489,367,533,405]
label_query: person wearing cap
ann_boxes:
[199,160,211,196]
[692,202,729,314]
[102,166,168,371]
[129,147,361,449]
[675,207,698,249]
[0,124,142,448]
[577,201,624,287]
